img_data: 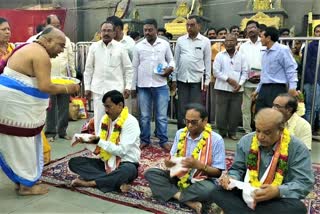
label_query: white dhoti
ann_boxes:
[0,67,49,187]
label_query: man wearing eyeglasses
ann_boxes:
[145,103,225,213]
[272,93,312,150]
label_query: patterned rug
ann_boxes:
[41,144,320,214]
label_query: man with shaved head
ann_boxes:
[210,108,314,213]
[0,26,79,195]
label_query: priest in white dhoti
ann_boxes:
[68,90,141,193]
[144,103,225,214]
[0,26,80,195]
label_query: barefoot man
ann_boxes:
[0,26,80,195]
[68,90,141,193]
[145,103,225,213]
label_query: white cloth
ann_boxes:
[236,155,275,210]
[120,35,135,60]
[83,40,133,94]
[238,37,263,88]
[286,113,312,150]
[0,67,49,185]
[132,37,175,88]
[92,92,106,135]
[168,156,188,177]
[173,33,212,85]
[213,50,249,92]
[26,32,41,43]
[97,113,141,164]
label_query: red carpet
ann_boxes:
[41,144,320,214]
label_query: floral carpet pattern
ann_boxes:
[41,144,320,214]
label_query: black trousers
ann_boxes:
[215,90,242,136]
[68,157,138,193]
[255,83,287,114]
[144,168,217,212]
[177,81,202,129]
[210,186,306,214]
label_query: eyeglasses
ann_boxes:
[272,104,287,109]
[184,119,202,126]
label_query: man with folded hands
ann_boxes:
[145,103,225,214]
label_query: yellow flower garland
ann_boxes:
[175,124,212,189]
[99,107,129,161]
[248,128,290,187]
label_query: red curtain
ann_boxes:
[0,9,67,43]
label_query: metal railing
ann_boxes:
[75,37,320,127]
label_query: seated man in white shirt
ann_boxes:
[272,93,312,150]
[68,90,141,193]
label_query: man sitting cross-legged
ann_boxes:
[145,103,225,214]
[68,90,140,193]
[211,108,314,214]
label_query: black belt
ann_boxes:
[262,83,286,87]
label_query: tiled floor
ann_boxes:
[1,119,319,213]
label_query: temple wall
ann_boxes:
[0,0,319,41]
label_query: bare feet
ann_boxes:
[120,184,130,193]
[185,201,202,214]
[71,178,96,187]
[18,184,49,196]
[15,183,20,190]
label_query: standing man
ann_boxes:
[131,19,174,151]
[84,21,133,135]
[229,25,240,38]
[0,27,79,195]
[213,34,248,140]
[44,14,77,142]
[303,24,320,134]
[211,27,227,61]
[106,16,135,60]
[252,27,298,114]
[173,15,211,129]
[207,27,217,41]
[145,103,225,213]
[239,20,262,134]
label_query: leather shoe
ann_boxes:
[229,135,239,141]
[139,143,149,150]
[161,143,172,152]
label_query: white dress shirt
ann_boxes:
[97,114,141,163]
[120,35,135,60]
[26,32,41,43]
[213,50,249,92]
[238,37,263,88]
[173,33,211,85]
[132,37,175,88]
[286,113,312,150]
[84,40,133,95]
